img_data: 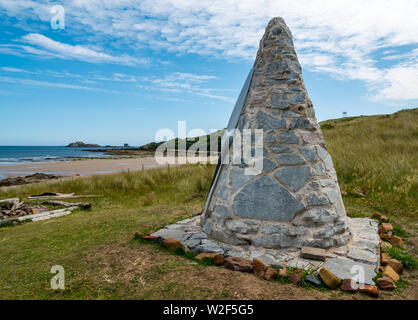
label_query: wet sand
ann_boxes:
[0,157,163,179]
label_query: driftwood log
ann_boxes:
[0,207,78,226]
[27,193,102,200]
[43,200,91,209]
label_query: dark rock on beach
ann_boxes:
[0,173,60,187]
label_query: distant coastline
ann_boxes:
[67,141,131,148]
[67,141,101,148]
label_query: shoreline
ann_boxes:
[0,156,162,180]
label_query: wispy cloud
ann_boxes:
[3,33,149,66]
[0,75,139,95]
[0,67,233,101]
[371,61,418,102]
[0,66,35,73]
[149,72,233,102]
[1,0,418,103]
[0,75,103,91]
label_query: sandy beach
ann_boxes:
[0,157,163,179]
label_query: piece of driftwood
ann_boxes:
[0,207,78,226]
[16,207,78,221]
[27,192,75,199]
[31,210,72,222]
[43,200,91,209]
[27,193,102,200]
[0,198,19,204]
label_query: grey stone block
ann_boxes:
[269,145,292,153]
[229,167,253,191]
[232,176,304,221]
[319,179,335,187]
[289,118,313,130]
[312,163,326,176]
[260,158,278,172]
[252,234,296,249]
[274,165,311,191]
[282,111,301,118]
[271,93,290,109]
[275,153,305,165]
[261,222,288,234]
[306,193,329,206]
[347,248,378,265]
[263,134,276,142]
[151,229,191,242]
[299,146,317,162]
[289,91,306,105]
[226,219,260,234]
[256,111,286,130]
[306,274,322,286]
[324,256,377,285]
[313,225,335,239]
[303,207,338,223]
[213,205,230,219]
[182,238,201,249]
[189,232,208,241]
[194,239,225,255]
[277,131,299,144]
[301,247,326,261]
[325,189,339,203]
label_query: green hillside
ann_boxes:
[320,108,418,218]
[139,129,225,151]
[0,109,416,300]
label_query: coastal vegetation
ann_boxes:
[88,129,225,156]
[0,109,416,299]
[67,141,101,148]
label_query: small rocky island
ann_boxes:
[67,141,101,148]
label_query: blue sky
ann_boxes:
[0,0,417,146]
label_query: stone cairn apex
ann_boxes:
[201,17,352,251]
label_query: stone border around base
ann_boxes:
[150,217,379,285]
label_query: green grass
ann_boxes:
[387,246,417,270]
[1,164,214,204]
[0,108,417,299]
[321,108,418,218]
[392,224,410,238]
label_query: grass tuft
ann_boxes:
[0,109,417,299]
[392,224,410,238]
[387,246,417,270]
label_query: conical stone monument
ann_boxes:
[151,17,380,285]
[201,17,352,250]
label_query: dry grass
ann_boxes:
[322,108,418,217]
[0,108,417,300]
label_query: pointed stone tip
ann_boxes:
[262,17,293,47]
[267,17,286,28]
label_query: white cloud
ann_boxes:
[0,75,139,95]
[149,72,232,101]
[372,63,418,102]
[0,67,233,101]
[1,0,418,102]
[1,66,32,73]
[16,33,149,66]
[0,75,102,91]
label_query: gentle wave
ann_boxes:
[0,146,110,164]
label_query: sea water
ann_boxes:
[0,146,110,165]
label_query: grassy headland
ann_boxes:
[0,109,416,299]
